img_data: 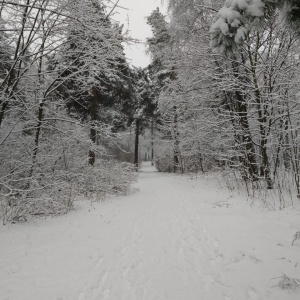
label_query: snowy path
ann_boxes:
[1,162,300,300]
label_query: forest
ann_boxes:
[1,0,300,223]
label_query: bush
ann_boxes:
[155,157,174,173]
[0,160,136,224]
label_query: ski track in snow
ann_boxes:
[1,162,300,300]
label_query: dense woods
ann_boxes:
[1,0,300,223]
[147,0,300,207]
[0,0,139,222]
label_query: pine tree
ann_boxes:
[59,0,132,165]
[130,67,156,169]
[146,8,182,173]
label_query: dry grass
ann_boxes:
[274,274,300,290]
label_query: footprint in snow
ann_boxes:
[78,291,86,300]
[122,267,130,277]
[96,256,104,268]
[203,274,214,291]
[103,288,110,299]
[247,288,258,300]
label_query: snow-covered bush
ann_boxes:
[0,158,136,224]
[0,183,75,223]
[155,157,174,173]
[76,160,136,198]
[0,111,136,224]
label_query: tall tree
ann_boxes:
[59,0,132,166]
[130,67,156,169]
[146,8,183,172]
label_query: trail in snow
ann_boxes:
[1,162,300,300]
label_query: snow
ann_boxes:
[1,162,300,300]
[222,0,265,18]
[246,0,265,17]
[210,0,266,52]
[235,26,248,43]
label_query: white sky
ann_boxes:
[108,0,167,68]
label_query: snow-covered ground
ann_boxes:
[1,162,300,300]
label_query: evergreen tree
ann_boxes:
[129,67,156,168]
[147,8,176,91]
[146,8,182,172]
[59,0,133,165]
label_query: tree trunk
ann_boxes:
[88,86,99,166]
[151,118,154,166]
[247,45,272,188]
[173,105,182,173]
[27,28,46,187]
[225,61,259,181]
[223,90,258,180]
[235,90,259,180]
[198,143,205,173]
[134,119,140,170]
